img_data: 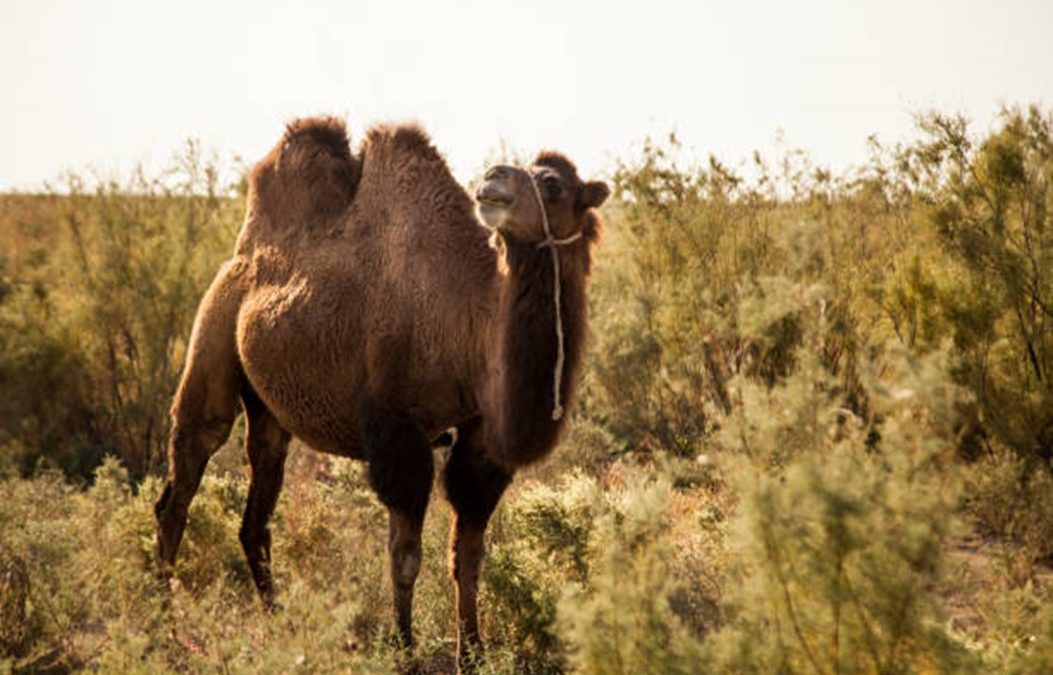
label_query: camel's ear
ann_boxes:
[577,180,610,210]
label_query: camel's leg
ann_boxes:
[154,414,238,574]
[442,423,513,668]
[239,387,291,608]
[155,260,246,577]
[362,404,435,649]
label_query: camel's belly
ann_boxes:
[236,279,476,456]
[234,277,365,455]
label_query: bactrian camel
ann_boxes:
[154,117,609,666]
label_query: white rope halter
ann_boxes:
[525,172,581,421]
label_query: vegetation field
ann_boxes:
[1,107,1052,673]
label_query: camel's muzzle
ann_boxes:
[475,182,514,208]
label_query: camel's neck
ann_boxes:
[482,234,589,467]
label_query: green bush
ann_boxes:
[708,321,975,673]
[557,471,705,675]
[0,145,240,481]
[893,108,1053,463]
[966,451,1053,561]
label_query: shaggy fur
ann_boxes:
[154,116,608,667]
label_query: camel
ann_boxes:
[153,117,608,667]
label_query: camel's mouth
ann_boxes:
[475,182,515,229]
[475,183,514,208]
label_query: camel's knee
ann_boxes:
[450,525,486,580]
[393,544,422,591]
[388,510,424,590]
[239,521,271,552]
[156,432,209,517]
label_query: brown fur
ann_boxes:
[154,116,608,666]
[238,117,361,247]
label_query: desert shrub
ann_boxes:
[0,453,409,673]
[963,581,1049,672]
[483,466,724,673]
[56,148,242,479]
[174,473,250,593]
[0,468,83,671]
[482,472,600,671]
[482,539,566,671]
[0,250,103,478]
[590,106,1052,470]
[0,550,30,658]
[586,135,896,461]
[0,145,240,481]
[707,304,976,673]
[1007,601,1053,675]
[966,451,1053,561]
[585,139,770,457]
[73,457,166,638]
[506,471,600,582]
[867,107,1053,560]
[556,471,706,675]
[891,107,1053,462]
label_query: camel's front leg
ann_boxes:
[362,404,435,648]
[450,519,486,654]
[442,425,512,669]
[388,509,425,645]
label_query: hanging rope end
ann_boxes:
[551,405,564,421]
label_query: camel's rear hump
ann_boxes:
[242,117,362,242]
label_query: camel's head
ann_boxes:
[476,153,610,245]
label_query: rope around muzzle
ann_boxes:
[525,173,582,421]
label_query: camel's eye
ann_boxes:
[542,175,566,202]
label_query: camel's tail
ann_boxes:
[246,116,362,232]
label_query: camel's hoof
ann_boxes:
[457,642,484,675]
[153,570,177,612]
[457,657,481,674]
[262,598,284,614]
[396,656,424,675]
[389,633,422,675]
[387,630,415,652]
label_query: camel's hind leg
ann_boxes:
[361,402,435,648]
[155,260,246,577]
[154,409,238,574]
[238,387,291,608]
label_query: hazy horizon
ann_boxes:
[2,0,1051,190]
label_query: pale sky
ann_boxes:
[1,0,1051,190]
